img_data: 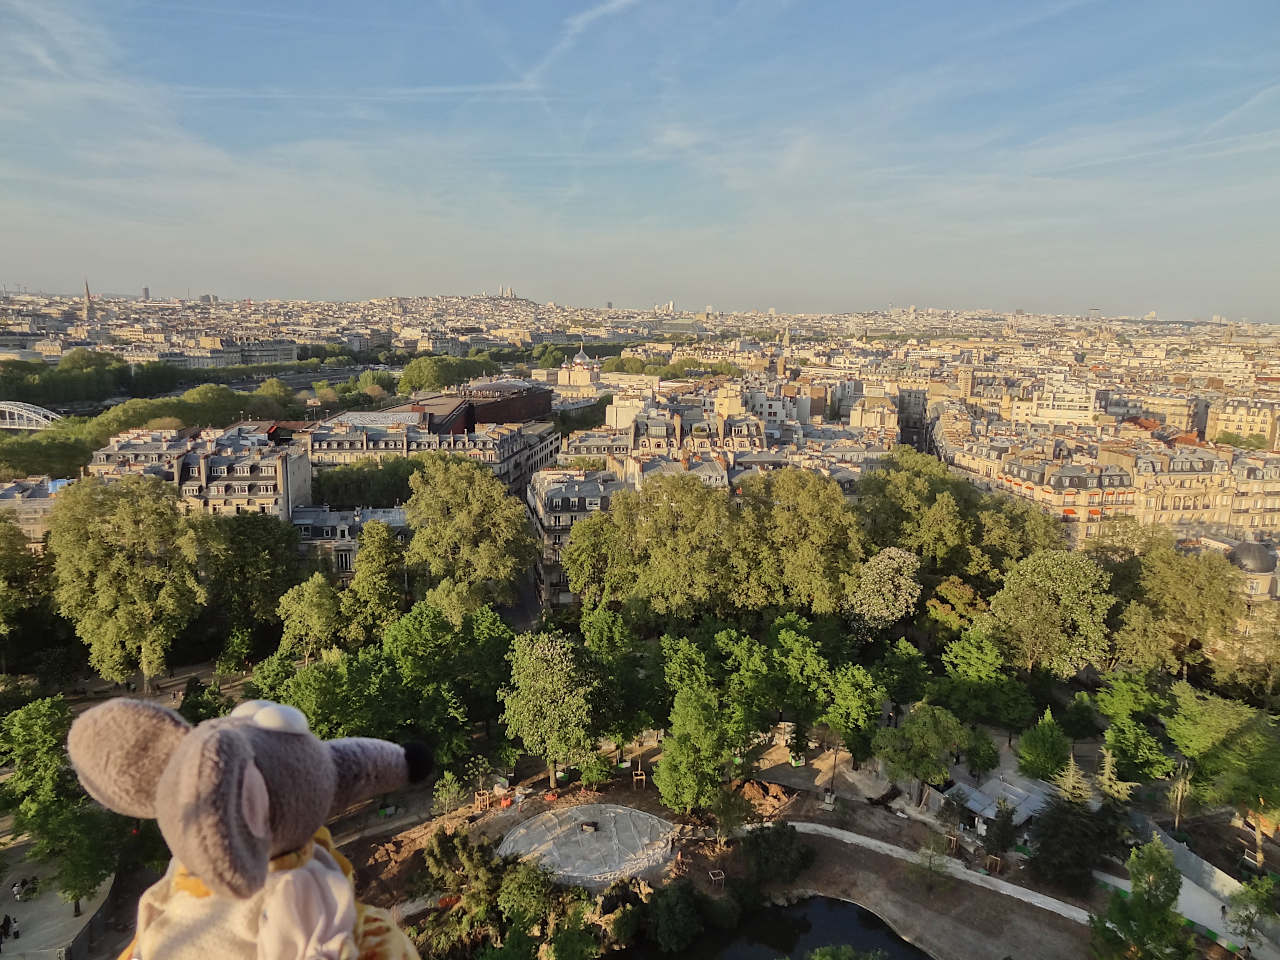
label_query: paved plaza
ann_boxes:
[496,803,675,887]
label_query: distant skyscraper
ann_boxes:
[606,301,613,310]
[82,279,94,324]
[143,286,150,301]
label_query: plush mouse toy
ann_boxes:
[68,698,432,960]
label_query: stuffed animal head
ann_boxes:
[68,699,432,899]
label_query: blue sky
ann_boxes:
[2,0,1278,319]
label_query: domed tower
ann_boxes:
[1229,541,1278,607]
[1231,541,1277,575]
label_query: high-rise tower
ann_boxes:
[83,280,94,324]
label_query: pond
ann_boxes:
[628,897,933,960]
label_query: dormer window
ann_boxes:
[212,466,226,477]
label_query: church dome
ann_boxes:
[573,346,590,365]
[1230,541,1277,574]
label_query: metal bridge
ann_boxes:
[0,401,64,431]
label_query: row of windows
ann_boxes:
[312,439,502,452]
[211,464,276,477]
[185,484,276,495]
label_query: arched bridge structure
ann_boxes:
[0,402,64,431]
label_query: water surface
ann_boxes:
[629,896,933,960]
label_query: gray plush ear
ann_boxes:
[156,725,273,899]
[68,699,192,818]
[327,738,427,817]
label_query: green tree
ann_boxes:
[1096,748,1137,805]
[202,512,303,630]
[276,572,343,664]
[773,615,833,743]
[1167,761,1193,831]
[246,648,298,701]
[1028,765,1104,894]
[1227,876,1279,948]
[280,645,467,756]
[1061,692,1099,745]
[647,881,703,954]
[654,679,730,813]
[340,521,405,647]
[925,576,988,641]
[0,697,128,914]
[1104,717,1176,782]
[744,469,867,615]
[941,628,1005,684]
[709,787,756,849]
[740,822,815,884]
[872,703,966,803]
[965,727,1001,779]
[985,797,1017,856]
[1127,543,1242,674]
[1164,682,1280,868]
[405,455,535,616]
[988,550,1113,676]
[822,663,886,760]
[497,862,553,926]
[177,676,233,724]
[501,630,596,788]
[48,476,204,689]
[1018,708,1072,780]
[874,638,930,705]
[1089,837,1195,960]
[384,601,514,733]
[565,475,736,620]
[0,512,41,674]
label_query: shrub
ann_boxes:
[607,904,643,946]
[699,890,742,930]
[497,861,553,925]
[579,753,613,791]
[647,881,703,953]
[739,822,814,885]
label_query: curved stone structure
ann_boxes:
[497,803,674,887]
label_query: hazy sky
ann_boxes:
[3,0,1278,319]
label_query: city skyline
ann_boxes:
[2,0,1278,320]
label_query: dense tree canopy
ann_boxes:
[872,703,966,802]
[48,476,204,687]
[405,455,536,617]
[0,697,129,911]
[988,550,1113,676]
[340,520,406,647]
[1090,838,1195,960]
[501,630,597,787]
[398,356,498,394]
[277,572,344,663]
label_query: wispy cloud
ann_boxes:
[524,0,641,85]
[1200,83,1280,139]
